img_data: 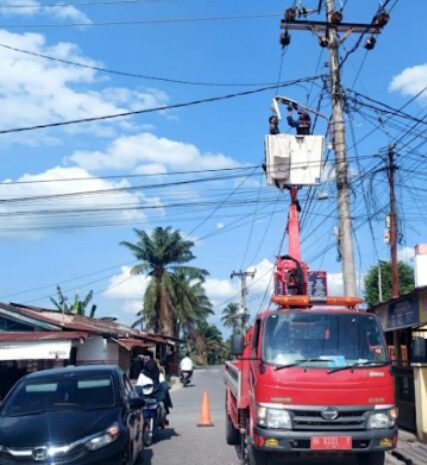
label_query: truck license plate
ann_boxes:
[310,436,352,450]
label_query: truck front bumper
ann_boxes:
[252,426,398,453]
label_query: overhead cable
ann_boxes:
[0,76,324,135]
[0,43,289,88]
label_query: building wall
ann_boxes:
[76,336,119,365]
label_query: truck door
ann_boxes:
[250,319,262,398]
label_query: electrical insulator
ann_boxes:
[280,31,291,47]
[299,7,308,18]
[284,8,297,22]
[319,36,329,48]
[373,11,390,28]
[384,229,390,244]
[385,214,391,228]
[364,36,376,50]
[330,11,343,25]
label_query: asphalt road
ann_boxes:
[141,366,399,465]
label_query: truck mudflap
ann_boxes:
[251,426,398,453]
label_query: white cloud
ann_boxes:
[204,278,238,304]
[103,266,150,300]
[69,133,239,172]
[327,271,365,296]
[398,246,415,263]
[1,0,91,22]
[0,166,152,237]
[102,266,150,323]
[216,222,224,229]
[389,64,427,99]
[247,258,274,294]
[204,258,274,311]
[327,272,343,295]
[0,30,169,142]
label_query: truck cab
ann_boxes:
[225,306,397,465]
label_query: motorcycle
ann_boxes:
[180,370,192,387]
[135,383,167,446]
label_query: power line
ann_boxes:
[0,165,257,186]
[0,76,324,135]
[1,0,158,8]
[0,42,287,88]
[0,12,280,29]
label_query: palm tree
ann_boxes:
[121,227,205,337]
[50,286,96,316]
[170,270,212,362]
[221,303,242,334]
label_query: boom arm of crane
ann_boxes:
[271,96,329,122]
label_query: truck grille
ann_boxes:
[290,407,368,431]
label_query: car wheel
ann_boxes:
[122,443,134,465]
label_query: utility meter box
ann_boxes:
[265,134,324,188]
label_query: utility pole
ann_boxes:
[387,144,399,299]
[325,0,355,296]
[378,261,383,302]
[230,270,256,331]
[279,1,390,296]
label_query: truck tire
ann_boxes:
[357,451,385,465]
[226,414,239,445]
[247,445,269,465]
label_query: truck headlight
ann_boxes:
[257,405,291,429]
[85,425,119,451]
[367,408,398,429]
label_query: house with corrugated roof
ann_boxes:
[0,302,177,399]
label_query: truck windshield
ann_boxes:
[263,312,388,369]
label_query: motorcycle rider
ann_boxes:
[180,351,193,383]
[137,354,172,426]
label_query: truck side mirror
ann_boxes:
[231,334,244,356]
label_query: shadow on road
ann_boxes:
[155,427,179,442]
[140,447,153,465]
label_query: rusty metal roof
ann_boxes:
[0,302,173,346]
[113,338,154,351]
[0,331,88,341]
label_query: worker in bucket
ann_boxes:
[287,106,311,135]
[269,115,280,135]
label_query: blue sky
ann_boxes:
[0,0,425,332]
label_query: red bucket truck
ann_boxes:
[224,116,397,465]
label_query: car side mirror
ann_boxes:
[231,334,244,356]
[129,396,145,410]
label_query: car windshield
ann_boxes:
[1,374,116,416]
[263,312,388,369]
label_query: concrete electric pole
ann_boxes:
[387,144,399,299]
[230,270,256,331]
[325,0,356,296]
[280,1,390,296]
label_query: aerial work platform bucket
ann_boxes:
[264,133,324,189]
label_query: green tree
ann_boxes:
[221,302,248,334]
[171,270,212,363]
[196,321,230,365]
[121,227,205,337]
[364,260,415,307]
[50,286,97,316]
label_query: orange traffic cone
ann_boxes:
[197,391,214,427]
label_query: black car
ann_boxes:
[0,365,145,465]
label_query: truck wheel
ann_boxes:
[357,451,385,465]
[247,446,269,465]
[226,414,239,445]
